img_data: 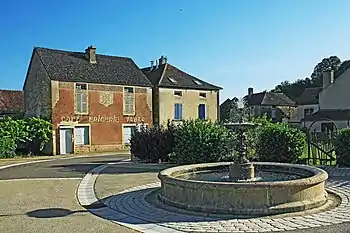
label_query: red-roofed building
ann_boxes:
[0,90,24,117]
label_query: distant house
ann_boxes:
[219,97,238,122]
[294,87,322,122]
[23,45,153,155]
[302,61,350,132]
[141,56,222,126]
[245,88,297,122]
[0,90,24,117]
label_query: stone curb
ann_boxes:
[76,160,183,233]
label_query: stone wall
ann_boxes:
[23,51,51,118]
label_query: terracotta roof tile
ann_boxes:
[0,90,24,113]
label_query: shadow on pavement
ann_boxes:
[27,208,86,218]
[0,208,86,218]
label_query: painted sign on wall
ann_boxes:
[60,115,145,124]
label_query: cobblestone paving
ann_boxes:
[77,163,350,233]
[102,180,350,232]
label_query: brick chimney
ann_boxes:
[159,55,167,65]
[322,69,334,89]
[85,45,97,64]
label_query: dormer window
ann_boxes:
[199,92,206,98]
[168,78,177,84]
[174,91,182,97]
[193,80,202,85]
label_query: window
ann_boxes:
[304,108,314,117]
[193,80,202,85]
[199,92,206,98]
[124,87,135,115]
[321,123,334,134]
[75,84,88,114]
[74,126,89,145]
[174,91,182,97]
[250,106,255,117]
[271,108,276,119]
[198,104,206,119]
[174,103,183,120]
[168,78,177,84]
[123,125,136,144]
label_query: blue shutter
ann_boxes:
[174,103,182,120]
[179,104,182,119]
[174,104,178,120]
[198,104,206,119]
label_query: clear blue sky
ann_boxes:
[1,0,350,103]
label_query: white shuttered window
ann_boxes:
[124,87,135,115]
[75,84,88,114]
[75,126,89,145]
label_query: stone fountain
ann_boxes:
[223,122,257,181]
[158,120,329,216]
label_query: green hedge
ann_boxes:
[171,119,237,164]
[256,123,306,163]
[0,116,52,158]
[130,122,176,163]
[334,128,350,166]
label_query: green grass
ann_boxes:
[299,145,337,166]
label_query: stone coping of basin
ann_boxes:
[158,162,328,187]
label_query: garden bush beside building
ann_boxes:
[131,119,237,164]
[0,116,52,158]
[334,128,350,167]
[256,123,306,163]
[130,122,176,163]
[171,119,237,164]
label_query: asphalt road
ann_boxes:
[0,154,130,180]
[0,154,350,233]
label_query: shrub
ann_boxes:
[171,119,237,164]
[130,122,176,163]
[0,136,16,158]
[334,128,350,166]
[245,115,272,160]
[24,117,52,154]
[256,123,306,163]
[0,116,52,157]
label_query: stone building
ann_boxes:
[141,56,221,126]
[245,87,297,122]
[23,46,153,155]
[301,62,350,132]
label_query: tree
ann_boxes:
[310,56,341,86]
[271,56,342,100]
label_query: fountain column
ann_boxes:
[224,122,258,181]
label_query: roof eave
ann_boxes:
[157,84,221,91]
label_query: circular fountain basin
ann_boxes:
[158,162,328,216]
